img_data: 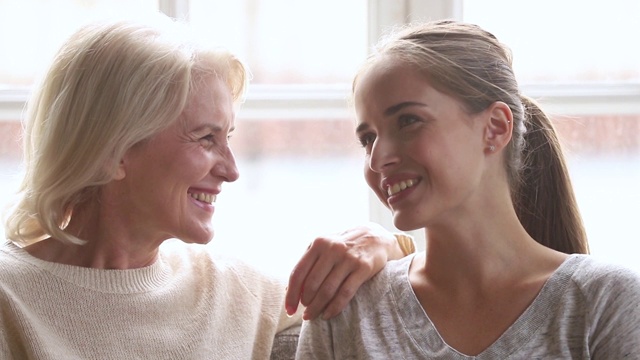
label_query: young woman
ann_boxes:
[296,20,640,359]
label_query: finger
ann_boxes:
[285,246,319,315]
[319,267,371,320]
[299,245,339,306]
[302,254,363,320]
[302,260,352,320]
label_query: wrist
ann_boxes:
[394,233,416,257]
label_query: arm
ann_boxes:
[284,222,414,320]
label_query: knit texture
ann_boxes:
[0,240,302,359]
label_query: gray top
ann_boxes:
[296,253,640,359]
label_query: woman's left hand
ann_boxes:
[285,222,406,320]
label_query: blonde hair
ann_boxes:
[5,15,249,246]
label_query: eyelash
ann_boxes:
[198,134,216,148]
[357,114,420,148]
[398,114,419,127]
[358,133,375,148]
[199,133,234,147]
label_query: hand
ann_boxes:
[285,222,403,320]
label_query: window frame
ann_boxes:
[2,0,639,121]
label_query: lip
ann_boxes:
[189,195,214,209]
[188,187,219,214]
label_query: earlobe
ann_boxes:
[112,158,126,180]
[484,101,513,152]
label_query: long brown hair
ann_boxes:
[356,20,588,254]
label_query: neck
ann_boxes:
[416,201,566,293]
[25,201,163,269]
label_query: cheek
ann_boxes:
[363,161,388,206]
[363,158,374,187]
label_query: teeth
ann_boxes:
[189,192,216,204]
[387,179,416,196]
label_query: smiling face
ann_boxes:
[354,59,490,231]
[117,74,239,244]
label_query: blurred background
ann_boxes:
[0,0,638,279]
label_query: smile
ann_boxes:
[189,192,216,205]
[387,179,417,196]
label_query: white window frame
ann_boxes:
[3,0,639,121]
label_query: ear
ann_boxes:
[483,101,513,154]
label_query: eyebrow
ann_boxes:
[384,101,428,116]
[356,101,428,134]
[192,124,235,134]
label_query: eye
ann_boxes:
[198,134,215,146]
[398,114,420,128]
[358,132,376,149]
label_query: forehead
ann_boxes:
[181,75,235,130]
[354,59,429,108]
[358,57,425,91]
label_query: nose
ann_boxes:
[368,137,400,173]
[212,145,240,182]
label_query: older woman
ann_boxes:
[0,15,411,359]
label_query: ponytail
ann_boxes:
[514,96,589,254]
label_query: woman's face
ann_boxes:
[118,75,239,244]
[353,60,489,231]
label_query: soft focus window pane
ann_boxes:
[0,0,158,88]
[555,116,640,272]
[189,0,368,84]
[465,1,640,273]
[464,0,640,84]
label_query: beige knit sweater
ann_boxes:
[0,240,302,359]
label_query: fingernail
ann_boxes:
[286,305,296,316]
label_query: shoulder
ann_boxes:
[0,241,40,279]
[565,255,640,330]
[569,255,640,297]
[159,240,285,297]
[353,254,413,304]
[298,255,419,358]
[0,241,24,289]
[562,254,640,312]
[160,240,289,324]
[566,256,640,354]
[326,253,415,324]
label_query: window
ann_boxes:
[0,0,638,278]
[0,0,158,89]
[188,0,368,84]
[464,0,640,84]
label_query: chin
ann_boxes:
[393,214,423,232]
[179,229,215,245]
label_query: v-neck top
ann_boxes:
[297,253,640,359]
